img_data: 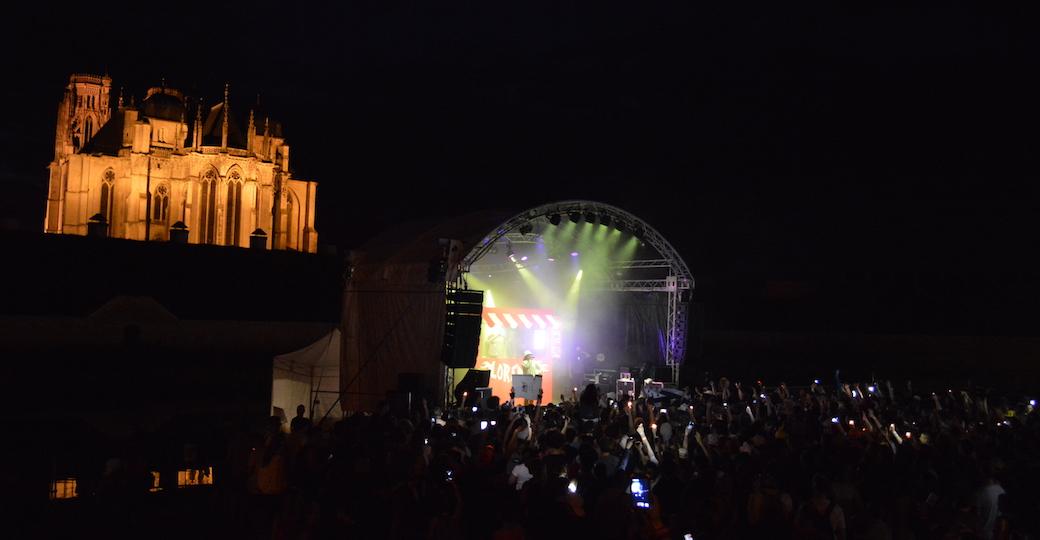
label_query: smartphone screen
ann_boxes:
[630,478,650,509]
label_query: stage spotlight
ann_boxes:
[584,211,596,224]
[520,256,528,261]
[548,214,561,226]
[570,251,579,257]
[600,215,612,228]
[615,220,626,233]
[518,222,533,235]
[633,224,645,240]
[568,211,581,223]
[507,245,517,263]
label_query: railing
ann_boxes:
[69,74,107,85]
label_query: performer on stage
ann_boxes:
[520,352,541,375]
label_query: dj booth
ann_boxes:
[583,367,679,403]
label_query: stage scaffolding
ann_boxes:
[452,200,694,385]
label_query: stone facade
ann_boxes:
[44,74,318,252]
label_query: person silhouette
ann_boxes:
[290,404,311,434]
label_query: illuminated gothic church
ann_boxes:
[44,74,318,252]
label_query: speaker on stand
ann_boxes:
[441,289,484,369]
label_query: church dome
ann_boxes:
[142,87,186,122]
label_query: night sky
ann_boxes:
[0,3,1028,332]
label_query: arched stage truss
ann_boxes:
[453,200,694,384]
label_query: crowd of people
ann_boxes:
[42,374,1040,540]
[202,375,1039,540]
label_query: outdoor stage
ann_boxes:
[338,200,694,412]
[447,201,694,405]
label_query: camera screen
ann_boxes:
[630,478,650,508]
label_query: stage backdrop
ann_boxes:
[476,307,561,402]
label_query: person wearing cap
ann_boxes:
[520,352,540,375]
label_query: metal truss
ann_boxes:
[455,201,695,382]
[609,259,672,269]
[665,276,688,383]
[472,258,678,276]
[594,278,692,292]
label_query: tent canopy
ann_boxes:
[272,329,341,423]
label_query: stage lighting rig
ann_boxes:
[568,211,582,223]
[600,215,612,228]
[633,224,646,240]
[584,211,597,223]
[548,214,561,226]
[518,222,533,235]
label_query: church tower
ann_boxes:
[46,74,113,234]
[53,74,113,161]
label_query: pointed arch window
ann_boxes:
[99,170,115,227]
[284,192,296,250]
[85,117,93,142]
[152,184,169,223]
[224,171,243,246]
[199,170,217,244]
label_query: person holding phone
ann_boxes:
[629,478,670,539]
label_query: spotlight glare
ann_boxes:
[570,251,579,257]
[546,257,555,262]
[520,256,528,261]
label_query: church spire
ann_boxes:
[247,108,255,154]
[221,83,229,151]
[117,87,124,109]
[178,107,186,150]
[263,116,270,160]
[193,97,203,150]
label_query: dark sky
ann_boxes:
[0,2,1027,278]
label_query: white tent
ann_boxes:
[272,328,341,424]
